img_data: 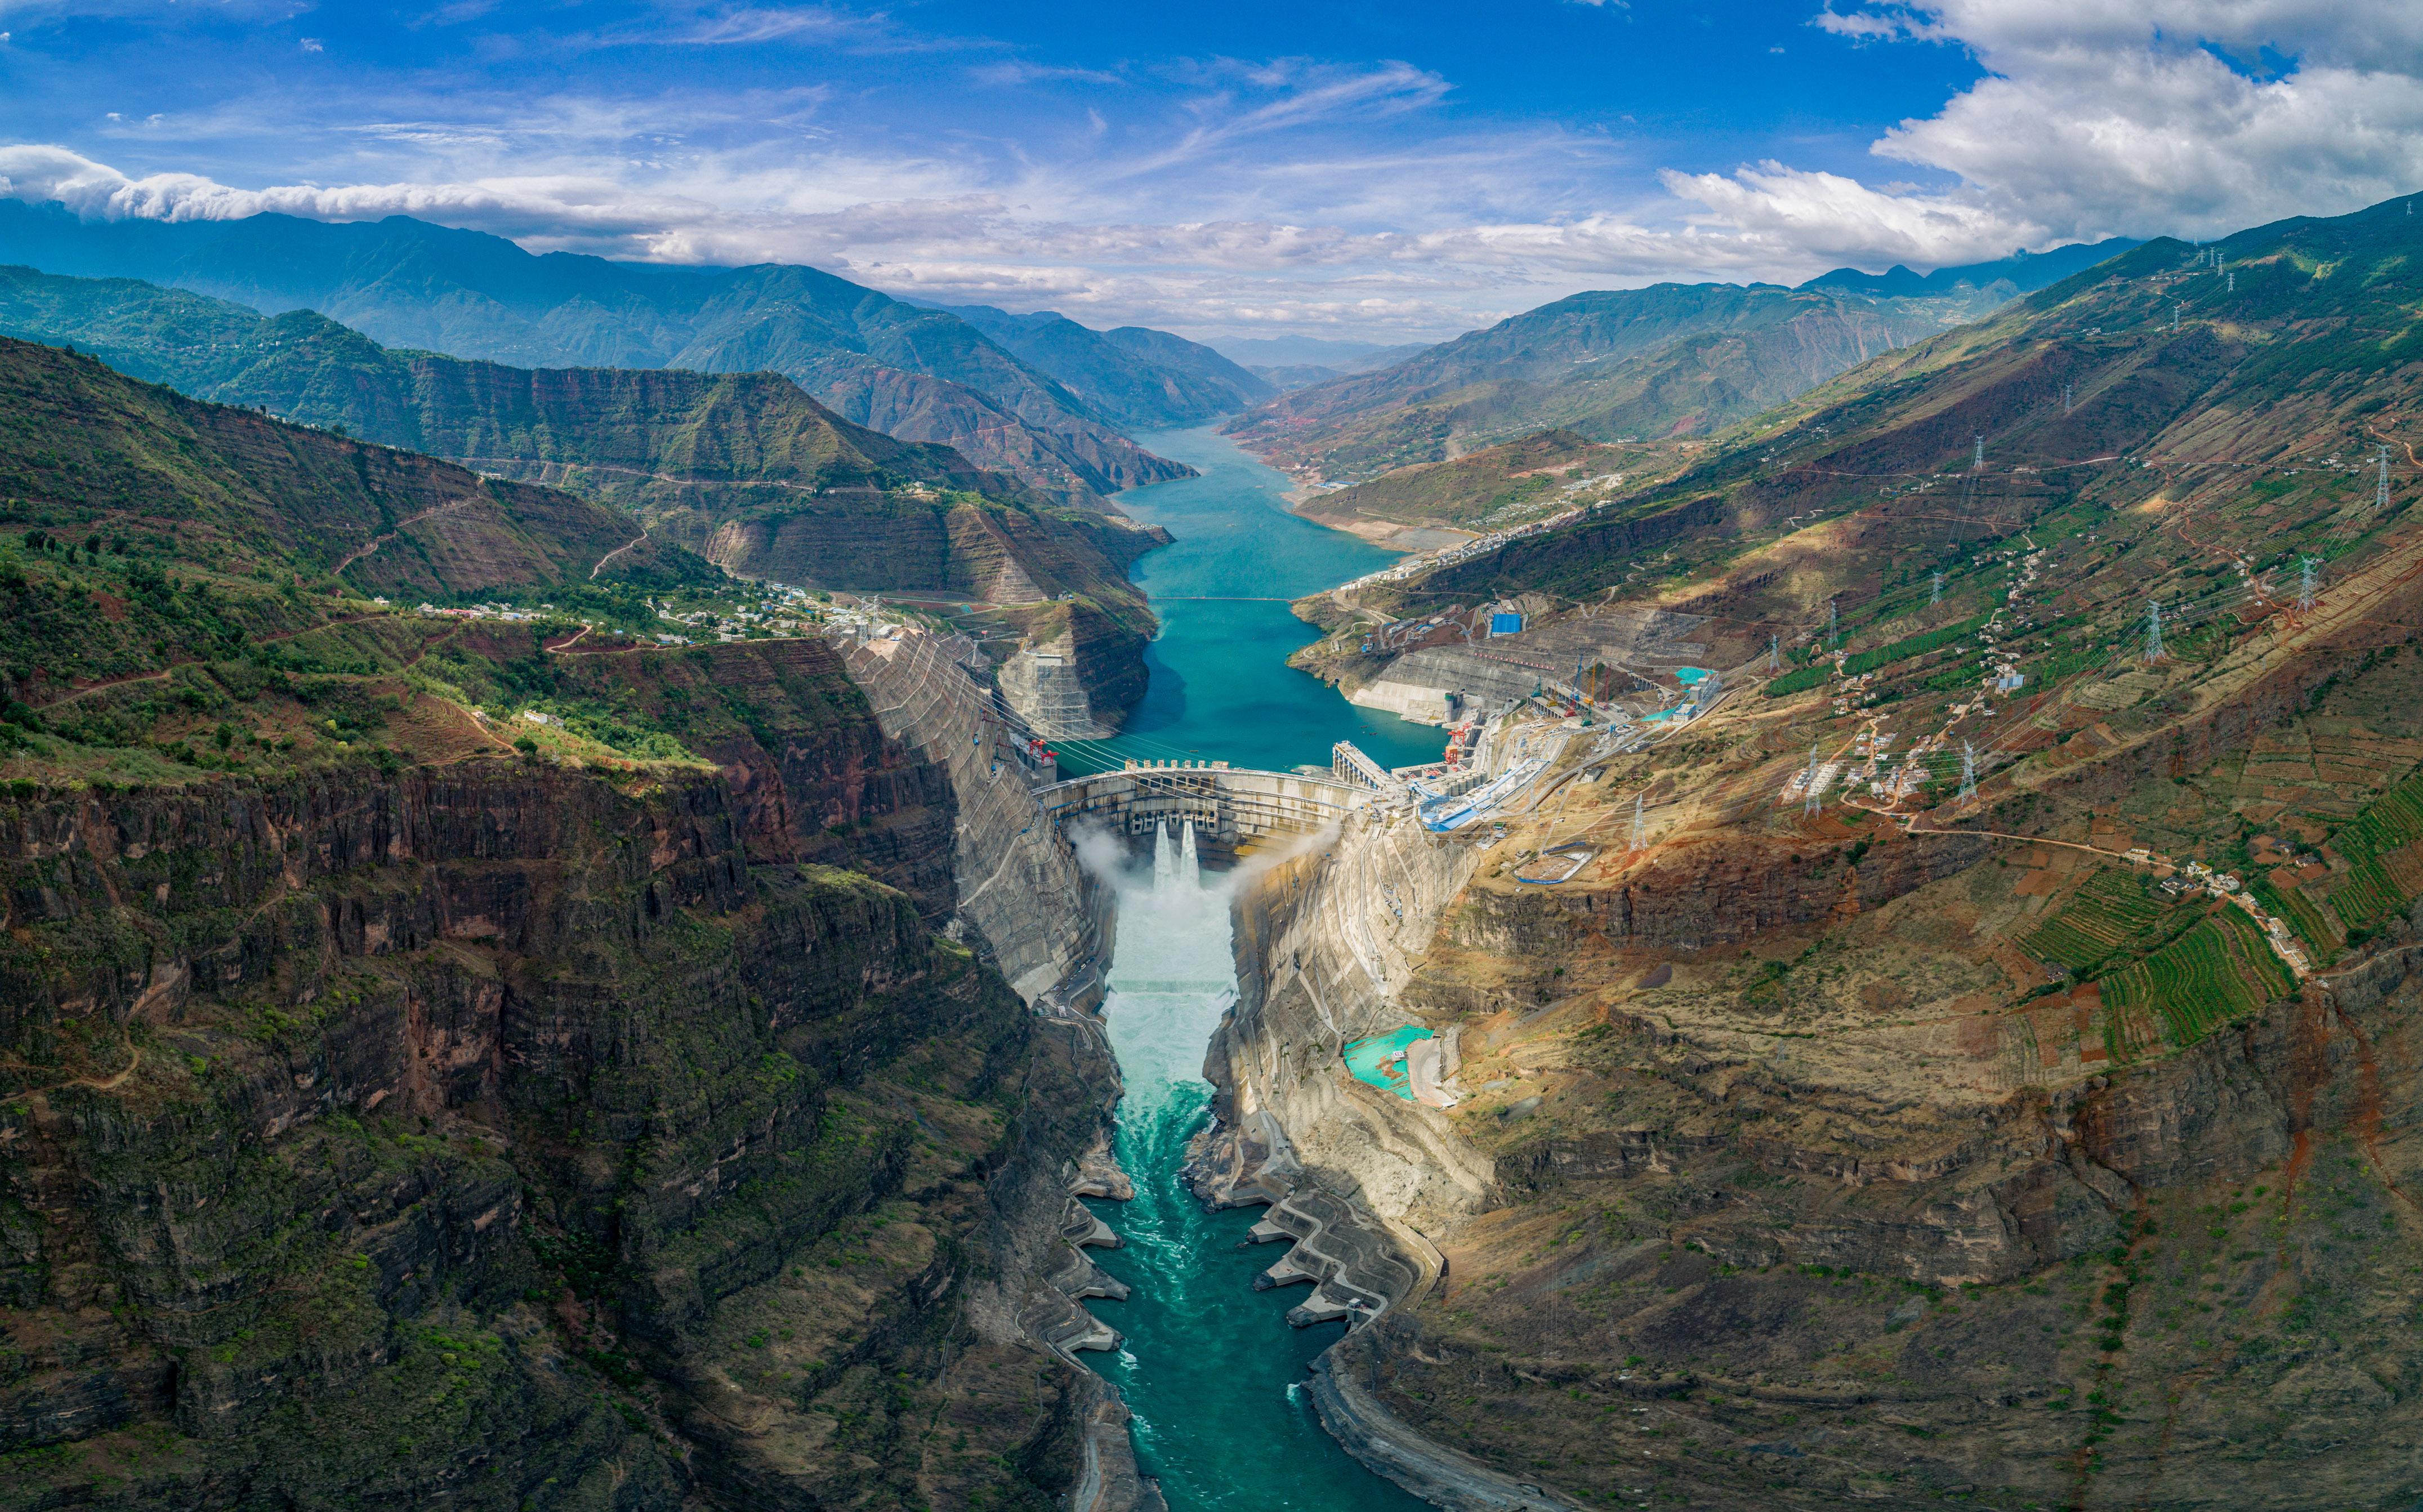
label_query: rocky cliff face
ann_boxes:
[0,636,1141,1512]
[1203,617,2423,1509]
[993,599,1155,741]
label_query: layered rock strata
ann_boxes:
[835,625,1112,1002]
[0,634,1153,1512]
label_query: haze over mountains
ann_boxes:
[1229,238,2138,482]
[922,302,1275,430]
[0,200,1195,511]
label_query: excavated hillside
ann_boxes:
[1193,195,2423,1510]
[0,344,1154,1511]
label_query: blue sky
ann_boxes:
[2,1,2421,342]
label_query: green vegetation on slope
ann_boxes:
[1300,429,1616,528]
[0,267,1161,662]
[0,200,1190,507]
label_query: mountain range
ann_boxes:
[925,302,1274,429]
[1270,193,2423,1512]
[0,264,1164,729]
[0,333,705,606]
[0,201,1211,510]
[1305,203,2399,632]
[1226,239,2139,481]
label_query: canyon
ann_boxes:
[12,192,2423,1512]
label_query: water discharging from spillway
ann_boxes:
[1078,820,1426,1512]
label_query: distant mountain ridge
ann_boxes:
[0,264,1165,727]
[1224,238,2144,481]
[1225,282,1996,479]
[0,332,708,603]
[1799,238,2142,300]
[1315,197,2416,627]
[925,303,1274,429]
[0,200,1193,509]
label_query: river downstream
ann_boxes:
[1075,429,1436,1511]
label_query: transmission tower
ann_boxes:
[1629,792,1647,851]
[1802,744,1823,816]
[1769,633,1781,673]
[1973,434,1984,471]
[2380,447,2392,510]
[2144,598,2165,662]
[2300,556,2317,611]
[1931,569,1943,605]
[1828,600,1839,649]
[2062,382,2073,415]
[2172,304,2183,332]
[2227,272,2235,293]
[1958,742,1976,806]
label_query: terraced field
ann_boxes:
[2321,764,2423,932]
[2252,874,2342,960]
[2100,909,2295,1049]
[2019,868,2169,975]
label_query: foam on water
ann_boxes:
[1077,821,1427,1511]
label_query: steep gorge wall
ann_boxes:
[0,637,1142,1512]
[1201,810,1493,1234]
[835,626,1110,1003]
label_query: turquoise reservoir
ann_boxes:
[1073,429,1438,1510]
[1057,427,1445,777]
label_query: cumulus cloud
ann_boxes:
[1773,0,2423,250]
[1661,162,2043,268]
[6,3,2423,340]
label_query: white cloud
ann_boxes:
[682,7,858,45]
[1661,162,2041,268]
[300,37,322,53]
[1773,0,2423,249]
[7,5,2423,341]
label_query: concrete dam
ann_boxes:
[1036,761,1375,862]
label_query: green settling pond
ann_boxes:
[1341,1025,1434,1101]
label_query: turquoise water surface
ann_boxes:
[1059,427,1445,776]
[1083,836,1430,1512]
[1072,429,1437,1510]
[1342,1026,1435,1101]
